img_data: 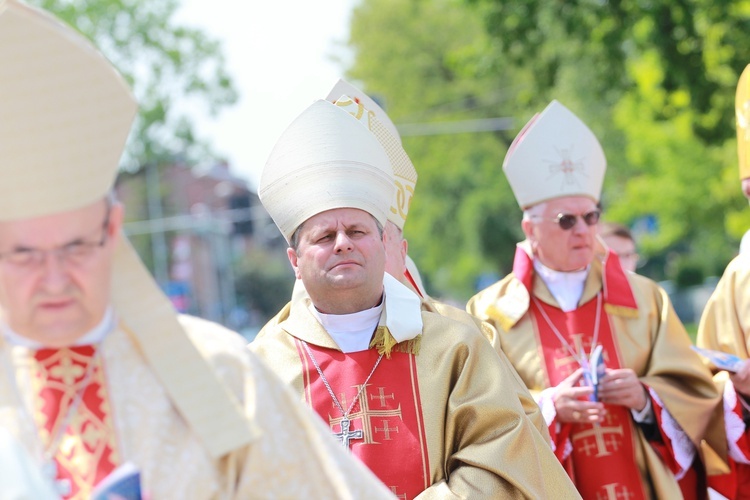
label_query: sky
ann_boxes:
[175,0,356,189]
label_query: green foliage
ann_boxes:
[346,0,750,298]
[347,0,523,300]
[31,0,237,169]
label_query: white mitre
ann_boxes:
[0,0,256,457]
[259,99,395,241]
[503,100,606,209]
[327,83,418,231]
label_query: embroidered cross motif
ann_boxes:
[572,420,624,458]
[370,387,395,407]
[595,482,636,500]
[329,383,403,445]
[375,419,399,440]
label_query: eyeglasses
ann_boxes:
[533,210,601,230]
[0,206,111,270]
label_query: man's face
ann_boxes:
[602,234,638,273]
[522,196,599,272]
[287,208,386,314]
[383,221,407,281]
[0,198,122,347]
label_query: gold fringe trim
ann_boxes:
[486,305,516,332]
[604,303,639,318]
[370,326,421,358]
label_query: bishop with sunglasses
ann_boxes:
[467,100,720,499]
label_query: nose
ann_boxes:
[333,231,353,253]
[40,250,70,291]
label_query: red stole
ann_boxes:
[30,345,118,499]
[531,298,648,500]
[296,340,429,499]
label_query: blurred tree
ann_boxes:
[346,0,524,299]
[31,0,237,169]
[469,0,750,279]
[346,0,750,297]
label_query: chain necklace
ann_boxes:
[1,343,102,495]
[301,341,384,449]
[532,292,602,366]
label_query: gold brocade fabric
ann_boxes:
[0,315,394,499]
[468,252,720,499]
[251,295,581,499]
[697,254,750,468]
[30,346,118,499]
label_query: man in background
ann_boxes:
[599,221,639,273]
[468,100,719,499]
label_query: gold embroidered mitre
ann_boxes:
[328,82,417,230]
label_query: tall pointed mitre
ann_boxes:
[0,0,256,457]
[326,81,417,230]
[736,64,750,180]
[259,99,394,241]
[503,100,606,209]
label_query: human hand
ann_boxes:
[596,368,647,411]
[553,368,606,424]
[730,360,750,397]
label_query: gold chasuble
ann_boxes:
[0,315,394,499]
[468,241,720,499]
[697,254,750,498]
[251,292,580,499]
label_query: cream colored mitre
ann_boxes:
[329,87,418,230]
[736,64,750,180]
[259,99,395,241]
[0,0,256,458]
[503,100,606,209]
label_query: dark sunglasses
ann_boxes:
[534,210,601,230]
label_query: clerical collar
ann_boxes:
[311,298,383,353]
[310,273,424,353]
[533,260,590,312]
[2,306,116,349]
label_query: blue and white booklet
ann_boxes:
[580,344,607,402]
[691,345,745,373]
[91,462,142,500]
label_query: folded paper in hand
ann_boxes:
[580,344,606,402]
[691,346,745,373]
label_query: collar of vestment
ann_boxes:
[533,260,589,312]
[2,307,116,349]
[484,240,638,331]
[312,298,383,353]
[283,273,423,357]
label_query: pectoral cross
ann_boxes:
[43,461,72,496]
[334,418,363,448]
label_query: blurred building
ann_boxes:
[115,161,283,331]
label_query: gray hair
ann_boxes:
[522,202,547,222]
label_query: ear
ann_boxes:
[521,218,535,240]
[287,247,302,279]
[107,202,125,247]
